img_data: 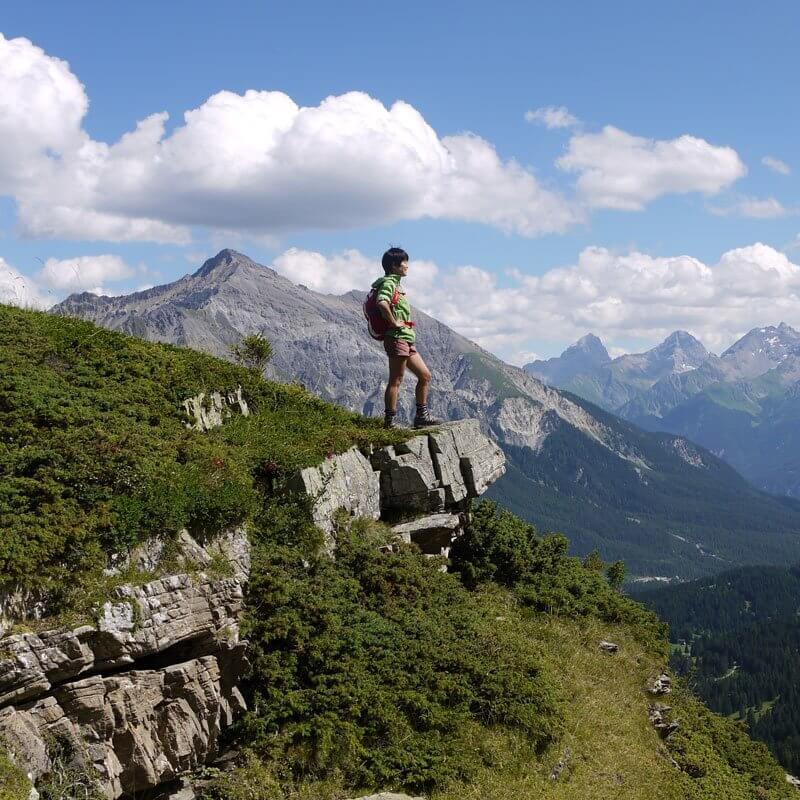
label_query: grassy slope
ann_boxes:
[0,304,404,612]
[1,306,793,800]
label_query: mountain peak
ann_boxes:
[659,330,705,349]
[720,323,800,378]
[651,331,708,371]
[193,249,254,279]
[563,333,611,362]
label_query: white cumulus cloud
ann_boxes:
[557,126,746,210]
[762,156,791,175]
[524,106,579,129]
[0,34,577,242]
[38,254,137,295]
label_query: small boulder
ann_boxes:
[649,673,672,695]
[599,640,619,653]
[649,703,679,738]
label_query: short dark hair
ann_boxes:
[382,246,409,274]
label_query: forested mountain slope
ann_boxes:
[636,565,800,774]
[53,249,800,581]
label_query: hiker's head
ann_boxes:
[382,247,409,276]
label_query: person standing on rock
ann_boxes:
[369,247,441,429]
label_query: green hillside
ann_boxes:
[0,305,794,800]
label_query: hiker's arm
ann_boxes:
[377,300,404,329]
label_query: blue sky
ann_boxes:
[1,1,798,361]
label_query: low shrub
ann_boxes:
[451,501,667,649]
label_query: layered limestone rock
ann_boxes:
[293,419,505,556]
[182,386,249,432]
[286,447,381,536]
[0,651,246,798]
[391,513,464,556]
[0,529,250,799]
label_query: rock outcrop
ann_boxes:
[0,530,250,799]
[182,386,249,432]
[291,420,506,555]
[287,447,381,536]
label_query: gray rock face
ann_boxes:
[291,421,505,551]
[391,513,464,556]
[0,650,245,799]
[369,421,506,518]
[371,436,445,514]
[287,447,381,537]
[0,530,250,799]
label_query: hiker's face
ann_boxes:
[395,260,409,277]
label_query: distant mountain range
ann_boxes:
[525,325,800,497]
[53,249,800,580]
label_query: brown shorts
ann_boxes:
[383,337,418,358]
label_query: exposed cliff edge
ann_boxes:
[0,529,250,799]
[0,421,505,799]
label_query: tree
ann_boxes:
[607,560,626,590]
[583,550,604,572]
[231,333,273,373]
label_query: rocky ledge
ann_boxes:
[289,419,506,555]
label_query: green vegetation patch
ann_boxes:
[236,504,562,793]
[0,305,404,607]
[206,499,793,800]
[0,750,30,800]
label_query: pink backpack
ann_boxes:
[363,284,400,340]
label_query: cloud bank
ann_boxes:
[0,34,578,242]
[557,126,746,210]
[272,243,800,362]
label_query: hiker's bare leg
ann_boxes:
[385,355,408,412]
[406,353,431,406]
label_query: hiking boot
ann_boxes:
[383,413,398,429]
[413,412,442,429]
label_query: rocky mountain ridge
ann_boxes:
[525,325,800,497]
